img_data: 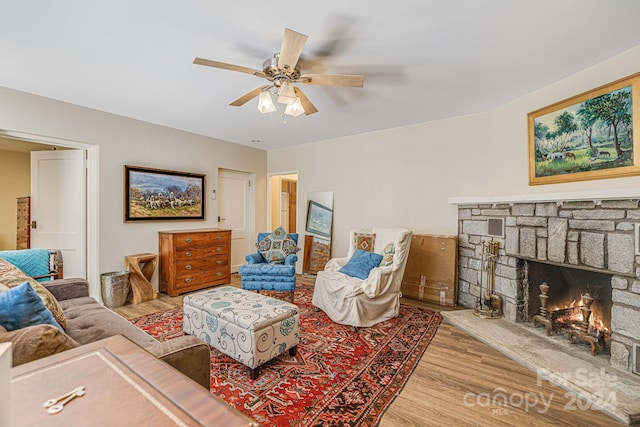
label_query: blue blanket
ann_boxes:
[0,249,51,281]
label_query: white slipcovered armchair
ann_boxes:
[312,227,412,328]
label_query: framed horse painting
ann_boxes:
[528,73,640,185]
[124,165,205,221]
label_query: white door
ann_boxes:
[30,150,86,278]
[218,169,253,272]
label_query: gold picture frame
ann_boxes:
[528,73,640,185]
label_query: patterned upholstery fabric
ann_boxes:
[379,243,395,267]
[353,233,376,252]
[0,249,51,282]
[256,226,300,264]
[0,258,67,329]
[183,286,299,371]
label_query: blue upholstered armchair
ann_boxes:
[238,232,298,303]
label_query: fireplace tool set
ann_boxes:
[532,283,605,355]
[473,239,502,319]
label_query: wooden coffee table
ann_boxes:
[10,335,259,426]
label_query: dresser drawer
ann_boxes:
[172,232,230,249]
[174,245,229,261]
[174,267,229,290]
[176,256,228,274]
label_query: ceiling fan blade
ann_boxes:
[299,73,364,88]
[229,86,265,107]
[193,57,266,78]
[278,28,308,73]
[294,87,318,115]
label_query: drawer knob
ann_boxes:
[185,238,192,243]
[185,251,192,257]
[216,272,222,277]
[185,277,192,283]
[216,260,222,265]
[216,235,222,240]
[216,248,222,253]
[185,264,192,270]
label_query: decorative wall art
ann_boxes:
[528,73,640,185]
[124,165,205,221]
[305,200,333,238]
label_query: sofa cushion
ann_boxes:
[0,324,79,366]
[353,233,376,252]
[59,296,157,348]
[339,249,383,280]
[0,282,63,331]
[256,226,299,264]
[0,258,67,329]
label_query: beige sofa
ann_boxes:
[0,258,210,389]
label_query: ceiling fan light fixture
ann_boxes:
[284,97,305,117]
[276,80,297,105]
[257,90,276,113]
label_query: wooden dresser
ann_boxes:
[16,196,30,249]
[159,228,231,296]
[302,235,331,275]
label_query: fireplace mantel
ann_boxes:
[449,188,640,205]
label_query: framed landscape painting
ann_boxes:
[125,165,205,221]
[306,200,333,237]
[528,73,640,185]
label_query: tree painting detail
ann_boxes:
[529,74,640,185]
[125,166,205,220]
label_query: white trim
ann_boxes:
[449,188,640,205]
[0,130,99,298]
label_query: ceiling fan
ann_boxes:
[193,28,365,116]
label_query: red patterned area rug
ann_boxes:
[130,279,442,426]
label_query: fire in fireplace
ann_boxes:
[525,260,612,354]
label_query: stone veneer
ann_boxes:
[457,199,640,373]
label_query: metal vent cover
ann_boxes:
[487,218,504,238]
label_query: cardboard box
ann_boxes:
[401,234,458,306]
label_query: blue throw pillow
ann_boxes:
[339,250,383,280]
[0,281,62,331]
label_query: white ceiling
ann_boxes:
[2,1,640,151]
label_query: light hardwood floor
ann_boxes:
[115,275,620,426]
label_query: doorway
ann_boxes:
[0,130,98,293]
[268,173,298,234]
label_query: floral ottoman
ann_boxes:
[183,286,299,379]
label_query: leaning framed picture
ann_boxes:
[305,200,333,238]
[528,72,640,185]
[124,165,205,221]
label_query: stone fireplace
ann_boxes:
[455,197,640,374]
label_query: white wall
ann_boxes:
[269,45,640,257]
[0,86,267,296]
[268,113,491,256]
